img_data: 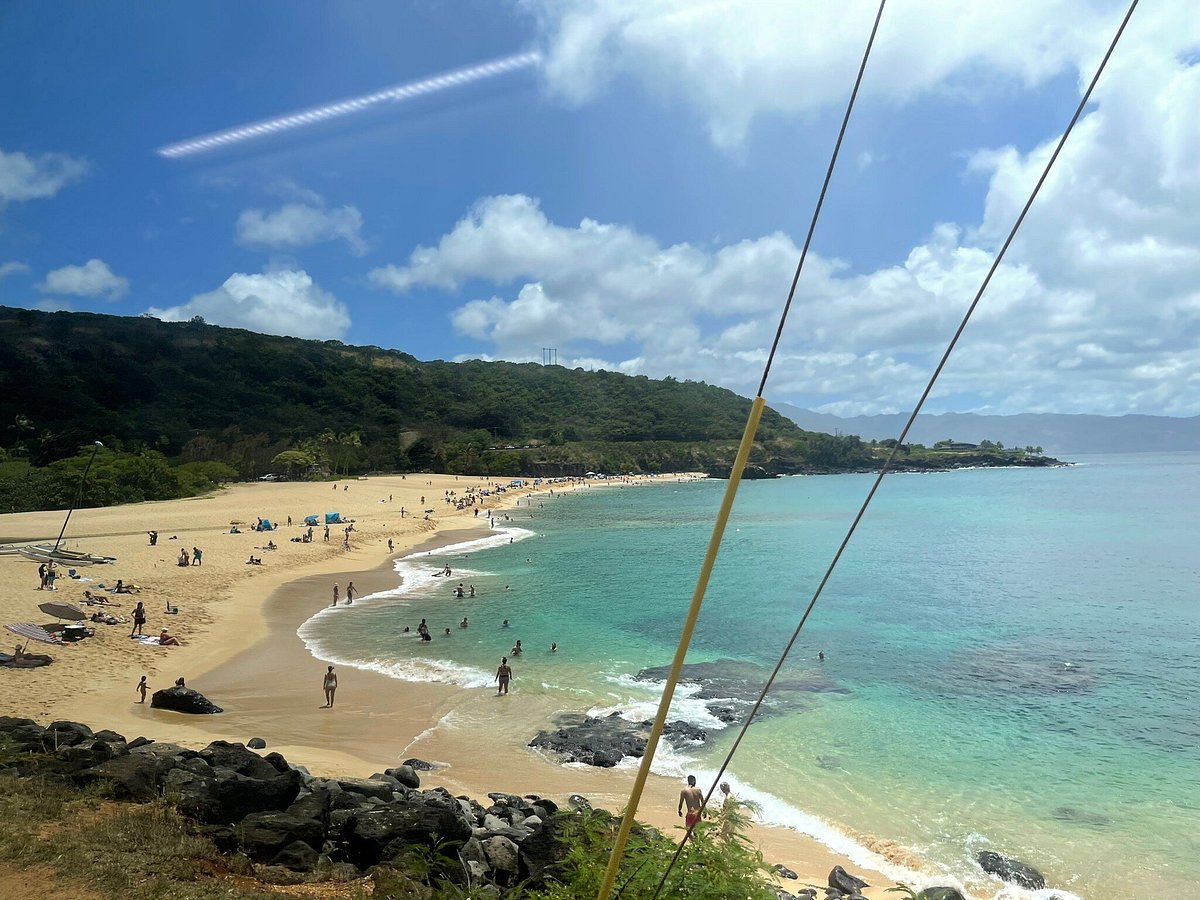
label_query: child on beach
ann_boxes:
[136,676,148,703]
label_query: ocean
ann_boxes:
[298,453,1200,899]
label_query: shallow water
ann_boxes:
[300,455,1200,898]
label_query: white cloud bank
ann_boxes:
[146,270,351,340]
[363,2,1200,415]
[0,148,88,203]
[38,259,129,299]
[237,190,366,255]
[523,0,1196,148]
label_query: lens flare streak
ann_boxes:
[156,51,541,158]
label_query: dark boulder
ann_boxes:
[402,757,438,771]
[263,751,291,773]
[271,840,320,871]
[916,888,967,900]
[237,811,326,863]
[774,863,798,879]
[198,741,278,779]
[163,767,302,824]
[384,764,421,789]
[829,865,868,894]
[0,716,46,753]
[976,851,1045,890]
[92,729,127,746]
[336,778,395,802]
[127,736,153,749]
[338,791,472,869]
[43,720,94,749]
[151,686,223,714]
[78,753,170,801]
[247,737,267,750]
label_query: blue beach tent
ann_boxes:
[325,512,342,524]
[259,519,274,531]
[303,514,319,526]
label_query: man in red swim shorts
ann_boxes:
[678,774,704,830]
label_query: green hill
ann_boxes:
[0,307,848,510]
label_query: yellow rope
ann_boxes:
[595,395,766,900]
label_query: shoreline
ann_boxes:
[1,475,917,898]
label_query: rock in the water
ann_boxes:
[976,851,1045,890]
[402,757,438,771]
[529,712,650,767]
[151,686,223,714]
[663,720,708,746]
[247,737,267,750]
[829,865,869,894]
[774,863,799,879]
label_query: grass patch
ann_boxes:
[0,773,370,899]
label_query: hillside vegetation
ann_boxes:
[0,308,1058,512]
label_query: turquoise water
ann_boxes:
[300,455,1200,898]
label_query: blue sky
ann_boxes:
[3,1,1199,416]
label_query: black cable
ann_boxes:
[757,0,887,398]
[652,0,1140,895]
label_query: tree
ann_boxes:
[272,449,315,478]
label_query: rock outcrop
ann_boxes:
[150,686,223,714]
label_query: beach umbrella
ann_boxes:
[5,623,63,645]
[37,601,86,622]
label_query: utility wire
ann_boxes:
[650,2,1140,896]
[597,3,889,898]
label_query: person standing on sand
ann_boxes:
[323,665,338,707]
[332,582,340,607]
[131,602,146,637]
[37,562,47,590]
[191,547,203,566]
[136,676,148,703]
[346,581,356,604]
[324,525,330,542]
[388,538,394,553]
[495,657,513,695]
[678,775,704,830]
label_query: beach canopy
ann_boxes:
[325,512,342,524]
[259,519,274,531]
[5,623,63,645]
[303,514,319,525]
[37,601,86,622]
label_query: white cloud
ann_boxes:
[237,189,366,255]
[0,148,88,203]
[524,0,1198,148]
[0,261,31,280]
[38,259,129,299]
[365,3,1200,415]
[145,270,351,340]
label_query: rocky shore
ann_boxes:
[0,715,1060,899]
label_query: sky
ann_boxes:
[3,0,1200,417]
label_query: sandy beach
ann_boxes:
[0,474,909,897]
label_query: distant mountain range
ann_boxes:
[771,404,1200,454]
